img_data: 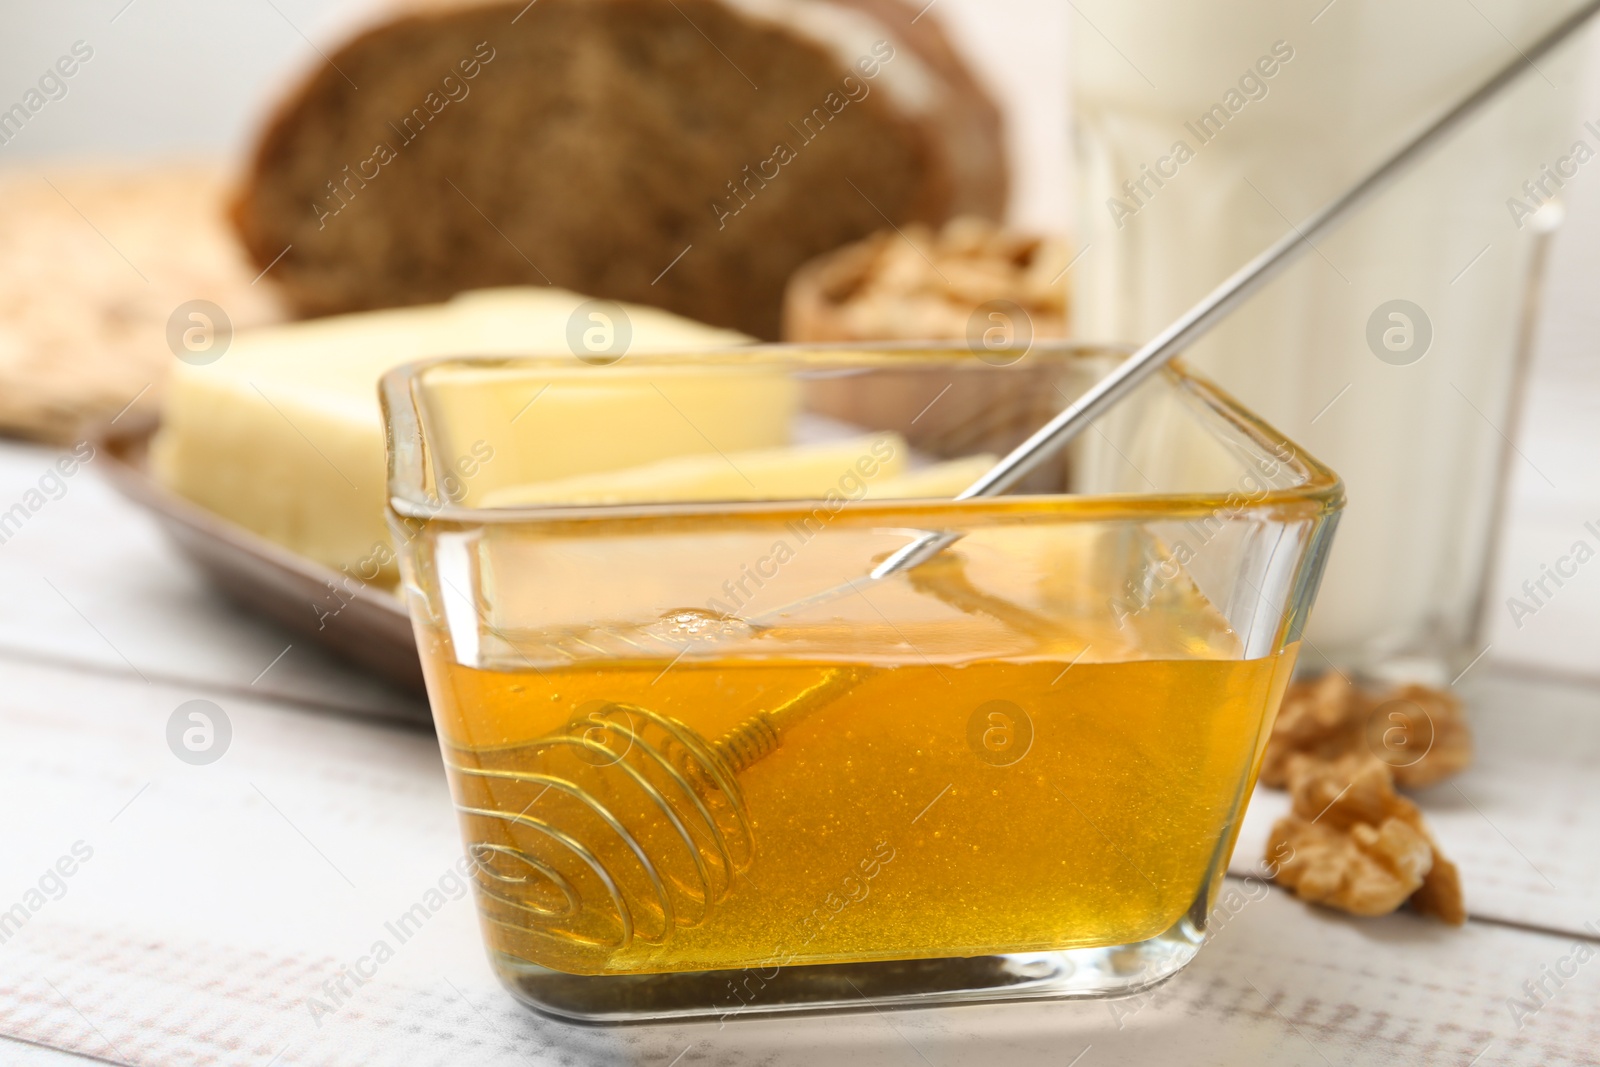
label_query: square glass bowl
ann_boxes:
[380,344,1343,1022]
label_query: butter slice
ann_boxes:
[150,288,764,577]
[477,442,998,507]
[479,435,907,507]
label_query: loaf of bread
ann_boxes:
[231,0,1007,339]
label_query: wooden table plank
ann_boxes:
[0,441,425,721]
[0,1038,107,1065]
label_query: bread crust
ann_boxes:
[825,0,1007,217]
[232,0,1006,338]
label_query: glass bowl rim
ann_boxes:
[380,341,1345,527]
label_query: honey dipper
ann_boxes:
[449,557,1047,955]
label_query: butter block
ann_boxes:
[479,434,907,507]
[151,288,766,578]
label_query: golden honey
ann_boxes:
[425,641,1296,976]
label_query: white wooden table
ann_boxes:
[0,423,1596,1067]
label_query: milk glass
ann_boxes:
[1071,0,1589,679]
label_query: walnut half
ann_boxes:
[1261,675,1473,791]
[782,217,1071,344]
[1266,753,1465,924]
[1367,684,1474,790]
[1260,674,1371,788]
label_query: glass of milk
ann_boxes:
[1071,0,1591,681]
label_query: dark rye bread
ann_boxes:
[232,0,1006,338]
